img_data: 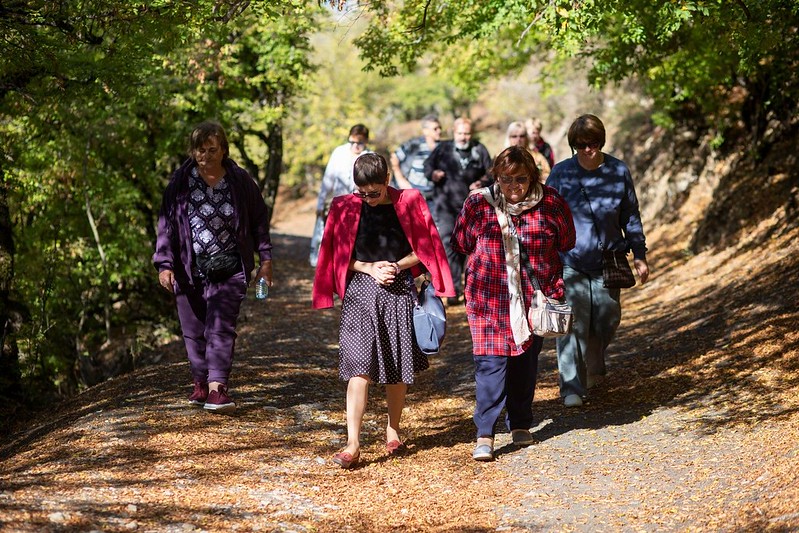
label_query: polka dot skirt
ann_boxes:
[339,271,428,384]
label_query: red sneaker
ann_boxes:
[188,381,209,406]
[203,385,236,413]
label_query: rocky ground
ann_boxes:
[0,193,797,532]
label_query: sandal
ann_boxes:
[386,440,407,456]
[332,450,360,469]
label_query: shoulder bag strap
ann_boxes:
[516,231,543,293]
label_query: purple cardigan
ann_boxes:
[153,158,272,287]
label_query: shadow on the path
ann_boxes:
[4,230,798,469]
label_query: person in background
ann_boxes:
[309,124,371,267]
[452,146,575,461]
[313,153,454,469]
[153,121,273,414]
[390,114,441,211]
[504,121,551,183]
[424,117,492,305]
[546,114,650,408]
[526,117,555,169]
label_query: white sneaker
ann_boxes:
[472,437,495,461]
[564,394,583,408]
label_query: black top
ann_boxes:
[354,202,412,262]
[423,140,492,215]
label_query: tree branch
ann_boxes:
[518,0,556,46]
[407,0,432,33]
[733,0,751,19]
[215,1,251,23]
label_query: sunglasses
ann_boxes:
[498,175,530,186]
[574,141,601,150]
[352,190,382,199]
[348,140,367,148]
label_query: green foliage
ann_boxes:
[334,0,799,133]
[162,3,320,209]
[349,0,542,98]
[1,0,318,395]
[281,16,467,192]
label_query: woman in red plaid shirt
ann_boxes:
[451,146,575,461]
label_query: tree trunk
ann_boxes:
[235,121,283,227]
[0,161,23,401]
[262,121,283,225]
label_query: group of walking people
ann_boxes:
[153,113,649,467]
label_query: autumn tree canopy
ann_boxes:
[331,0,799,135]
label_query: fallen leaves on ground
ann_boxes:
[1,215,798,532]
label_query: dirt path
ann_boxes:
[1,203,798,531]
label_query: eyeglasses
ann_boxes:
[348,140,367,148]
[352,190,382,199]
[498,175,530,186]
[509,134,528,139]
[574,141,601,150]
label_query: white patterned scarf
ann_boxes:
[479,182,543,346]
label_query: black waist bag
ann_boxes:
[196,250,242,283]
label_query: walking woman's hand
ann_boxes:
[634,258,650,285]
[254,260,273,287]
[158,269,175,294]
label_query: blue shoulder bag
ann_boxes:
[412,278,447,355]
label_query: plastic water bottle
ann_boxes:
[255,277,269,300]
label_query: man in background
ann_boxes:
[309,124,370,267]
[390,114,441,211]
[424,117,492,305]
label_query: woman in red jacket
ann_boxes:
[312,153,454,468]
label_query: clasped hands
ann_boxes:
[369,260,400,286]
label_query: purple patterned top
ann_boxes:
[188,167,237,256]
[153,158,272,287]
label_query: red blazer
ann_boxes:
[312,187,455,309]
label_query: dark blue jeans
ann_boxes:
[175,270,247,384]
[473,337,543,438]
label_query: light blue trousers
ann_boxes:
[555,265,622,398]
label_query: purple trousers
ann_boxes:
[473,336,543,438]
[175,270,247,385]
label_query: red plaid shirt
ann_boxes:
[451,187,575,355]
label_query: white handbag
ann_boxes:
[527,289,573,338]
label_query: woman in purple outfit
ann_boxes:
[153,121,273,414]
